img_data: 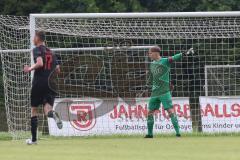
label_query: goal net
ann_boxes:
[0,12,240,139]
[205,65,240,96]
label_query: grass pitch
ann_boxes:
[0,134,239,160]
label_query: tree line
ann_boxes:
[0,0,240,16]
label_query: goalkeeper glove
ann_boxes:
[183,48,194,56]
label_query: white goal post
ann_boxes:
[1,12,240,139]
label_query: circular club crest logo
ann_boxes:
[69,103,96,131]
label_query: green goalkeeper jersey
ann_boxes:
[148,53,182,97]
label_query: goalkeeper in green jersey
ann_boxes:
[145,46,194,138]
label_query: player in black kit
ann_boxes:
[24,31,62,145]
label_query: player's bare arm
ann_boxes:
[55,65,60,74]
[24,56,43,73]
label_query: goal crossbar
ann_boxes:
[30,11,240,18]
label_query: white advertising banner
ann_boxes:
[200,96,240,133]
[48,97,192,136]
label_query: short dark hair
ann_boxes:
[35,31,45,42]
[150,46,161,53]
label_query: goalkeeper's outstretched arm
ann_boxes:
[168,48,194,63]
[168,52,182,63]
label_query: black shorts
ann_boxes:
[31,79,56,107]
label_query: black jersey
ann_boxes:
[32,45,57,82]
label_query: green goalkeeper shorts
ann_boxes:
[148,91,173,111]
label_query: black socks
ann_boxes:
[31,116,38,142]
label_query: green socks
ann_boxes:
[147,114,154,136]
[147,113,180,136]
[170,113,180,135]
